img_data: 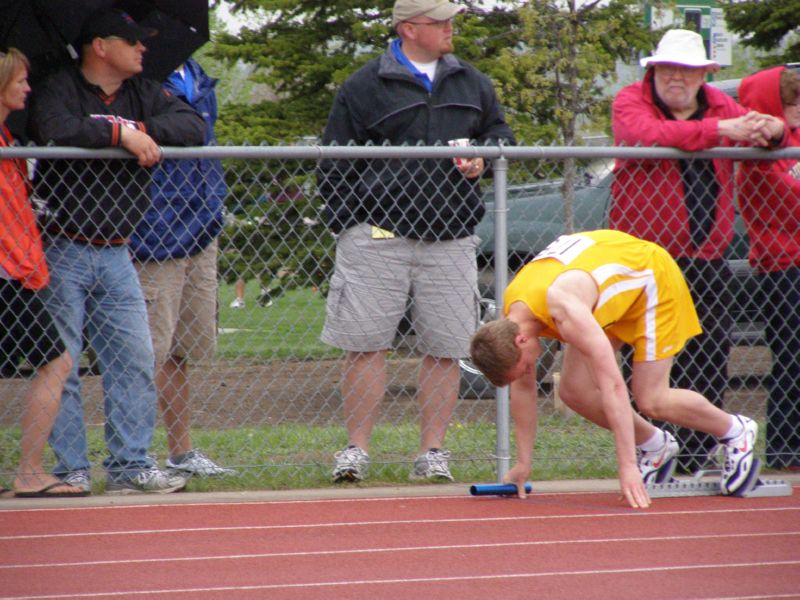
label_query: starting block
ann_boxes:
[646,459,793,499]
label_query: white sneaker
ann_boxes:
[105,467,187,495]
[166,450,237,477]
[637,430,679,484]
[410,448,454,482]
[59,470,91,493]
[230,297,245,309]
[720,415,758,495]
[332,446,369,482]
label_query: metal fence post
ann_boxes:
[491,156,511,481]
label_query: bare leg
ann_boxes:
[157,355,192,457]
[417,355,459,452]
[631,359,732,438]
[234,278,245,302]
[558,343,659,444]
[342,350,386,451]
[15,352,75,492]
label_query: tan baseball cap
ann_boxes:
[392,0,463,27]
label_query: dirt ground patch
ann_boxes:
[0,346,772,429]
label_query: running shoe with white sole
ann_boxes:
[166,450,237,477]
[720,415,758,495]
[332,446,369,482]
[410,448,454,482]
[637,430,679,484]
[58,470,91,494]
[105,466,187,495]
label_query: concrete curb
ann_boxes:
[2,474,796,510]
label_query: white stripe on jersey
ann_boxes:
[592,263,659,361]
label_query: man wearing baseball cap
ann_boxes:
[28,8,205,495]
[392,0,463,26]
[609,29,784,475]
[318,0,514,484]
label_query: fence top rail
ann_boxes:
[3,144,800,161]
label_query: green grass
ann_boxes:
[161,416,616,491]
[0,416,633,493]
[216,282,342,361]
[0,416,776,494]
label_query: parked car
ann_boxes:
[459,170,765,398]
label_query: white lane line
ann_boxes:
[1,531,798,570]
[1,506,797,541]
[2,560,799,599]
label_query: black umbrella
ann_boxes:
[0,1,109,80]
[117,0,210,82]
[1,0,210,138]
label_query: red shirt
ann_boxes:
[0,125,49,290]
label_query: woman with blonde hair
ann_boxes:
[0,48,84,497]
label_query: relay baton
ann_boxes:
[469,483,532,496]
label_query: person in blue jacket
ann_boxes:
[130,57,233,477]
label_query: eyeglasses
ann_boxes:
[104,36,139,47]
[654,64,704,77]
[404,18,453,28]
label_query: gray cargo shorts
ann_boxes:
[320,223,480,358]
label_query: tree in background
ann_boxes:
[494,0,652,230]
[210,2,523,298]
[209,1,654,285]
[724,0,800,67]
[211,1,521,143]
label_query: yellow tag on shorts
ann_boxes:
[371,226,395,239]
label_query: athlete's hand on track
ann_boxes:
[620,464,651,508]
[503,462,532,499]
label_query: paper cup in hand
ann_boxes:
[448,138,471,167]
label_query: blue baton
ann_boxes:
[469,483,533,496]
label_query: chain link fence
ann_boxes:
[1,144,798,490]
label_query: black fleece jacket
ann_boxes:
[318,47,515,241]
[29,66,205,242]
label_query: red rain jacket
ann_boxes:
[0,125,48,290]
[737,66,800,273]
[610,69,748,260]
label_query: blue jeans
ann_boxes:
[761,267,800,469]
[43,237,157,480]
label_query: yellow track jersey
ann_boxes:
[504,230,701,362]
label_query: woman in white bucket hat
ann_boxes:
[609,28,785,475]
[639,28,721,71]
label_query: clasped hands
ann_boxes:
[721,111,784,147]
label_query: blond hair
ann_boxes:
[0,48,30,94]
[469,319,521,387]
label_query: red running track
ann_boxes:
[0,487,799,599]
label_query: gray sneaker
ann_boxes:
[106,466,187,495]
[166,449,237,477]
[410,448,454,482]
[59,470,91,493]
[332,446,369,482]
